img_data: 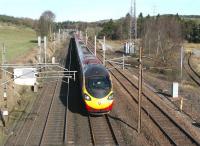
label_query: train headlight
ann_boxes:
[84,94,91,101]
[107,93,113,100]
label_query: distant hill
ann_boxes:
[0,14,37,29]
[180,15,200,24]
[181,15,200,19]
[95,19,111,24]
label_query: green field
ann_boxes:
[0,24,37,62]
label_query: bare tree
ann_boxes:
[141,15,184,81]
[38,10,55,40]
[142,15,183,70]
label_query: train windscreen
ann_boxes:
[86,76,111,98]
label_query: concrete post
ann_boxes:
[172,82,179,98]
[34,83,38,93]
[44,36,47,64]
[180,97,183,112]
[52,57,55,64]
[38,36,41,63]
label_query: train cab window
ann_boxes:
[86,76,111,98]
[89,77,110,89]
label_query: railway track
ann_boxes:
[39,39,76,146]
[7,76,68,146]
[5,81,53,146]
[39,41,72,145]
[5,39,71,146]
[6,79,62,146]
[88,115,119,146]
[39,79,67,146]
[183,52,200,86]
[87,41,200,146]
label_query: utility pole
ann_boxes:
[94,35,97,56]
[134,0,137,40]
[85,30,88,46]
[153,5,157,20]
[53,33,56,53]
[2,44,7,109]
[58,29,61,43]
[38,36,41,63]
[103,36,105,48]
[62,31,65,41]
[148,40,150,56]
[130,0,133,44]
[180,46,184,80]
[130,0,137,53]
[138,47,143,133]
[157,31,161,56]
[103,36,106,66]
[49,23,52,42]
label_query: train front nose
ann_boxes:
[84,93,114,113]
[84,65,113,114]
[85,103,113,113]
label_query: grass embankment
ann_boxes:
[0,24,37,145]
[0,24,36,62]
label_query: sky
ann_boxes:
[0,0,200,22]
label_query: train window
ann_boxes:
[86,76,111,98]
[88,76,110,89]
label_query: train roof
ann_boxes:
[85,65,109,78]
[75,36,101,67]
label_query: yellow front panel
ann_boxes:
[83,87,113,110]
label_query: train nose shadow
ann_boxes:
[59,38,88,116]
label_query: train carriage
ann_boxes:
[75,34,114,114]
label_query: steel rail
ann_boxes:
[105,115,119,145]
[184,53,200,86]
[88,115,96,146]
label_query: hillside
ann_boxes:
[0,23,37,62]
